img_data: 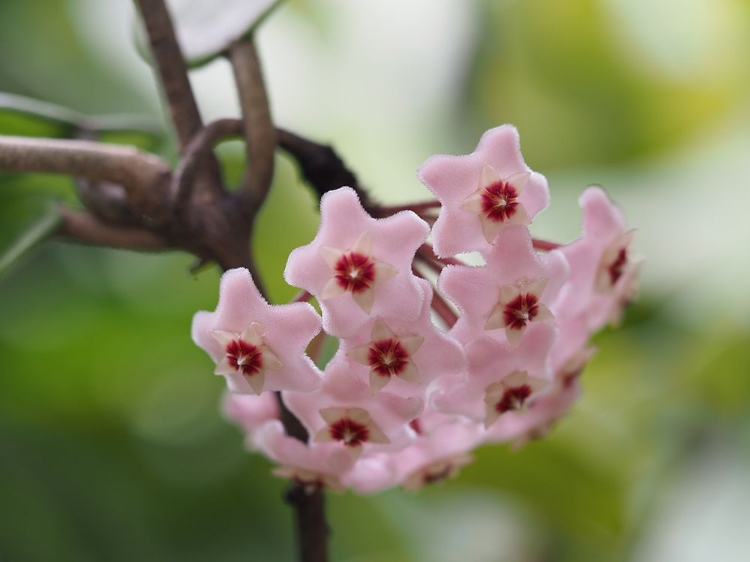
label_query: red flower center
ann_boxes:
[333,252,376,294]
[368,338,410,378]
[409,418,423,435]
[496,384,533,413]
[502,293,540,330]
[225,339,263,376]
[328,418,370,447]
[607,247,628,286]
[481,181,519,223]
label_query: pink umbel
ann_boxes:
[193,126,640,493]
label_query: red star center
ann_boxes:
[495,384,533,414]
[481,180,520,223]
[502,293,541,331]
[328,417,370,447]
[333,251,376,294]
[368,338,410,379]
[607,247,628,286]
[225,339,264,377]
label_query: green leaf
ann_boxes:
[0,92,165,147]
[135,0,285,68]
[0,192,62,275]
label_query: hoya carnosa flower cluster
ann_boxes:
[192,125,640,493]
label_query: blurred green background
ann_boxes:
[2,0,750,560]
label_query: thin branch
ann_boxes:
[58,207,170,249]
[412,265,458,328]
[0,136,170,199]
[277,128,366,205]
[374,199,441,218]
[416,243,466,270]
[276,392,309,443]
[229,38,276,207]
[135,0,204,153]
[76,180,141,226]
[532,238,562,251]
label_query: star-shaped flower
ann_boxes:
[341,278,466,395]
[553,187,641,330]
[283,359,424,457]
[314,407,390,459]
[255,420,355,492]
[284,187,429,338]
[484,277,554,346]
[417,125,549,256]
[192,268,322,394]
[429,323,555,424]
[483,370,548,429]
[439,226,568,346]
[346,320,424,393]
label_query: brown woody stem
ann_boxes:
[0,136,170,216]
[172,118,244,216]
[286,486,329,562]
[58,207,169,249]
[229,38,276,207]
[135,0,204,153]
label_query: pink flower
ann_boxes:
[553,187,641,329]
[222,391,279,450]
[482,346,597,447]
[417,125,549,256]
[284,187,429,337]
[429,323,555,425]
[255,421,355,492]
[440,226,568,346]
[313,407,391,459]
[191,268,323,394]
[341,278,465,395]
[283,360,424,458]
[193,125,639,494]
[395,411,481,491]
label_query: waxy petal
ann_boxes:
[418,125,549,256]
[441,227,568,345]
[284,187,429,337]
[191,268,323,394]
